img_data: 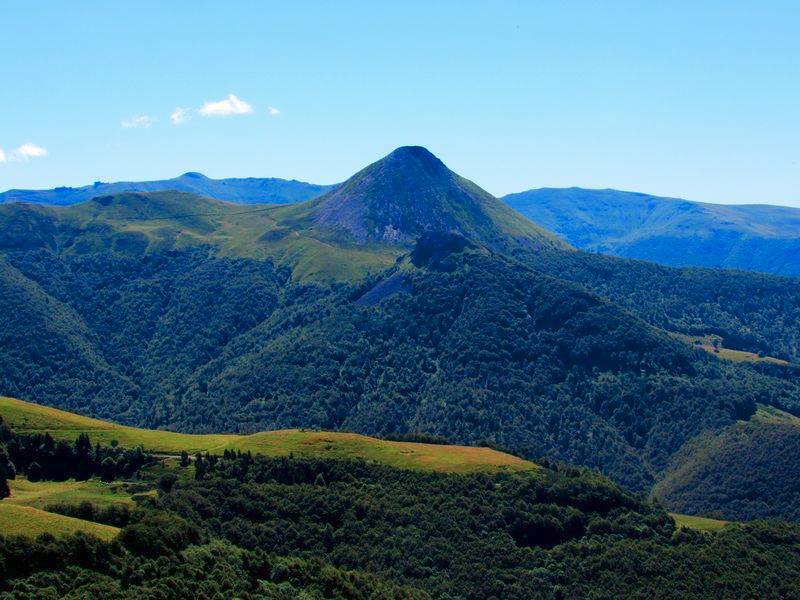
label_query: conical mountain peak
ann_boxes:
[380,146,450,176]
[310,146,566,249]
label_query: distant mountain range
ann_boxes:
[0,172,334,206]
[503,188,800,276]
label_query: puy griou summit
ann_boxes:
[305,146,565,250]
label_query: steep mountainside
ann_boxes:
[0,147,568,280]
[2,238,799,492]
[302,146,566,250]
[0,172,334,205]
[504,188,800,276]
[526,248,800,363]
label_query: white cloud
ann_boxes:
[0,148,5,163]
[14,142,48,159]
[121,115,153,129]
[198,93,254,117]
[267,106,281,116]
[171,106,192,125]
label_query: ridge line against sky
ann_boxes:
[0,1,798,207]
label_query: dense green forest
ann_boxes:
[526,246,800,363]
[1,146,799,519]
[0,416,150,487]
[3,439,800,599]
[653,408,800,522]
[2,240,799,494]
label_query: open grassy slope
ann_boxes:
[5,477,136,510]
[0,396,535,473]
[0,503,119,540]
[1,395,238,452]
[670,513,729,532]
[0,192,396,283]
[671,333,793,366]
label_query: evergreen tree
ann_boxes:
[27,461,42,482]
[194,453,206,480]
[0,444,10,499]
[74,433,93,480]
[100,457,116,482]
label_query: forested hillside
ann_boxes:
[653,406,800,522]
[526,247,800,363]
[2,423,800,599]
[1,146,799,515]
[2,240,799,493]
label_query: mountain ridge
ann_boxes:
[0,172,335,206]
[504,187,800,275]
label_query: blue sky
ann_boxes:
[1,1,798,206]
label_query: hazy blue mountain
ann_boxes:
[504,188,800,276]
[0,172,335,206]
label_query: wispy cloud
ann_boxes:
[170,106,192,125]
[267,106,281,116]
[13,142,48,160]
[198,93,254,117]
[0,148,6,163]
[121,115,153,129]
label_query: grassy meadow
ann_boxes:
[670,513,730,532]
[0,503,119,541]
[1,396,737,539]
[671,333,791,366]
[0,396,536,473]
[5,477,137,510]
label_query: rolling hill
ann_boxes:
[0,172,334,206]
[504,187,800,276]
[0,503,120,540]
[9,166,798,278]
[6,425,799,600]
[0,146,567,282]
[0,396,534,473]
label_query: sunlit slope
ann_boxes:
[0,396,535,473]
[5,477,137,510]
[0,192,397,283]
[0,395,238,452]
[670,513,730,532]
[0,503,119,540]
[0,147,569,283]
